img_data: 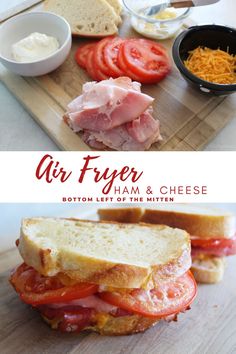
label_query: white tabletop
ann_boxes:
[0,0,235,151]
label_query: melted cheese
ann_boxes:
[94,313,110,329]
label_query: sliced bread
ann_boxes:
[98,206,235,239]
[97,207,232,285]
[44,0,121,37]
[191,255,226,284]
[98,207,144,223]
[142,205,235,239]
[44,312,159,335]
[18,218,191,289]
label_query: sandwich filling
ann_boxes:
[10,263,196,333]
[191,235,236,257]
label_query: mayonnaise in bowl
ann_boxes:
[12,32,60,63]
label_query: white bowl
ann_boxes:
[0,11,72,76]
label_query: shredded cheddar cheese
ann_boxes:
[184,46,236,85]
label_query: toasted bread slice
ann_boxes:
[43,312,159,335]
[141,205,235,239]
[98,207,144,223]
[18,218,191,289]
[98,207,233,284]
[191,255,226,284]
[44,0,121,37]
[99,206,235,239]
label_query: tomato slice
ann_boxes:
[85,48,99,81]
[10,263,98,306]
[75,43,96,69]
[103,37,126,77]
[99,272,197,319]
[85,46,109,81]
[191,235,236,257]
[117,45,141,81]
[94,65,110,81]
[121,39,171,83]
[93,37,114,76]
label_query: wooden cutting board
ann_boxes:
[0,248,236,354]
[0,3,235,151]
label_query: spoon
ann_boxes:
[146,0,220,16]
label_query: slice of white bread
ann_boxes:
[43,312,159,335]
[44,0,121,37]
[191,255,226,284]
[142,205,235,239]
[98,206,235,284]
[98,207,144,223]
[99,206,235,239]
[18,218,191,289]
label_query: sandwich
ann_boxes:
[9,218,196,335]
[98,206,236,284]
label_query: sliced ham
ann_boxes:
[65,77,161,151]
[82,111,162,151]
[66,78,153,132]
[48,295,117,313]
[78,77,141,96]
[82,131,107,150]
[126,110,160,144]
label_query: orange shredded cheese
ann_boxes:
[184,46,236,85]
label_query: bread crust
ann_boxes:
[191,255,226,284]
[71,29,118,37]
[43,313,159,335]
[18,218,191,290]
[142,209,235,239]
[98,208,144,223]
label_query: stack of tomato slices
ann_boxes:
[191,235,236,257]
[10,263,196,333]
[75,37,171,84]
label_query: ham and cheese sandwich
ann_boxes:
[98,206,236,284]
[10,218,196,335]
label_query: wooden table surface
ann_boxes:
[1,2,236,151]
[1,0,236,151]
[0,248,236,354]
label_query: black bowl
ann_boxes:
[172,24,236,96]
